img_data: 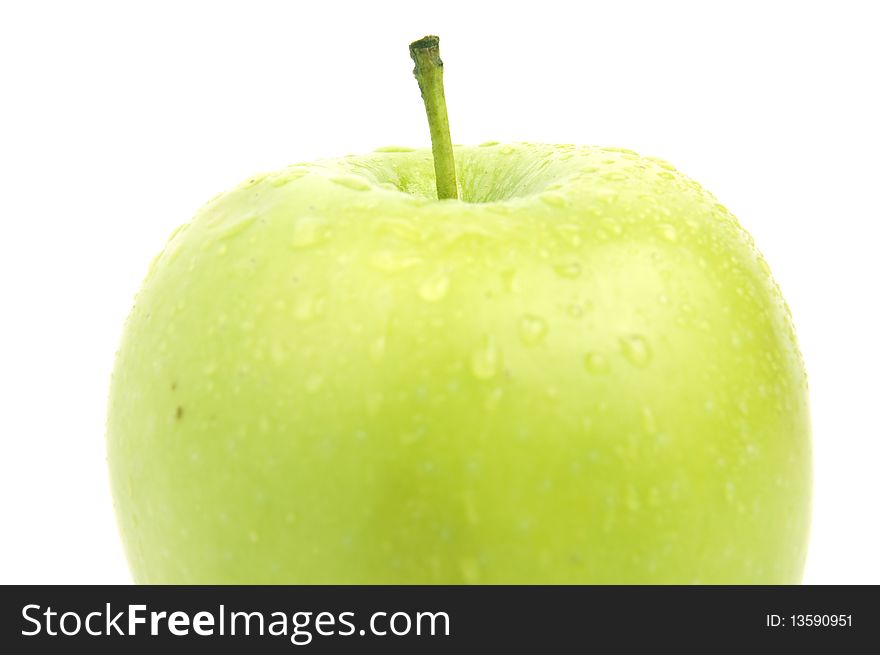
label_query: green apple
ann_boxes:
[107,37,810,584]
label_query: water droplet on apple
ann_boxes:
[555,223,583,247]
[459,557,481,583]
[658,223,677,242]
[329,175,371,191]
[584,352,609,374]
[519,314,548,345]
[305,374,324,393]
[603,171,628,182]
[625,486,641,512]
[641,406,657,434]
[373,145,415,153]
[370,250,423,272]
[567,303,587,319]
[270,342,288,365]
[484,387,504,411]
[399,430,423,446]
[294,294,325,322]
[419,272,450,302]
[500,268,520,293]
[602,146,639,156]
[366,391,383,415]
[478,140,500,147]
[499,145,515,155]
[242,173,269,189]
[290,216,330,249]
[553,261,582,278]
[270,168,308,187]
[620,335,652,367]
[369,336,386,362]
[646,156,676,171]
[471,336,500,380]
[539,192,567,208]
[218,212,257,240]
[725,481,737,503]
[374,217,422,243]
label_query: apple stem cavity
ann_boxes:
[409,35,459,200]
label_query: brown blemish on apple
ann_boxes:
[176,406,184,420]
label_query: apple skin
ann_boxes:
[107,143,811,583]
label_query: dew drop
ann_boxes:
[725,481,737,503]
[375,217,422,243]
[658,223,677,242]
[478,140,500,147]
[555,223,583,247]
[484,387,504,411]
[459,557,481,583]
[218,212,257,240]
[539,192,567,208]
[370,251,422,272]
[330,175,371,191]
[620,335,652,367]
[270,168,308,187]
[373,145,415,153]
[270,343,287,365]
[399,430,422,446]
[305,374,324,393]
[499,145,515,155]
[553,261,582,278]
[603,171,628,182]
[648,156,676,171]
[290,216,330,249]
[641,406,657,435]
[366,391,383,415]
[584,352,610,374]
[294,294,324,322]
[419,272,450,302]
[471,336,500,380]
[519,314,548,345]
[242,173,269,188]
[602,146,639,156]
[625,486,641,512]
[369,335,386,362]
[501,268,519,293]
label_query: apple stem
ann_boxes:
[409,35,459,200]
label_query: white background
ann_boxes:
[1,0,877,584]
